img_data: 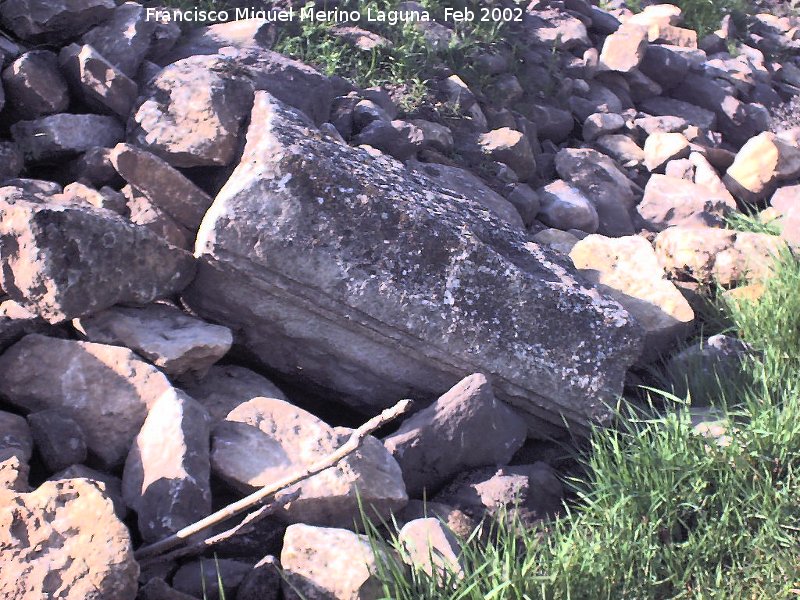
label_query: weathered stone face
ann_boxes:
[0,198,195,323]
[0,478,139,600]
[184,91,643,437]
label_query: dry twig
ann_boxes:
[134,398,413,561]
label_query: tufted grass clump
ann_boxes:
[372,249,800,598]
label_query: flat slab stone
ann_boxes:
[184,91,644,437]
[75,304,232,377]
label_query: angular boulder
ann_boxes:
[128,55,254,168]
[281,524,394,600]
[110,143,215,230]
[122,390,212,543]
[398,518,464,578]
[724,132,800,203]
[0,478,138,600]
[654,227,789,286]
[11,113,124,162]
[0,0,115,43]
[637,174,734,231]
[75,304,232,377]
[383,373,527,497]
[1,50,69,119]
[184,91,643,437]
[434,462,564,521]
[570,235,694,361]
[27,409,88,473]
[0,410,32,490]
[0,334,174,466]
[554,148,638,236]
[80,1,156,77]
[0,198,195,322]
[59,43,138,118]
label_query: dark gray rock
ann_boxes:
[1,50,69,119]
[0,142,23,182]
[0,197,195,323]
[180,364,288,424]
[183,91,643,437]
[57,146,123,188]
[639,45,690,91]
[80,2,155,77]
[639,96,717,131]
[434,462,564,521]
[11,114,124,162]
[110,143,214,231]
[0,410,33,485]
[406,160,524,229]
[554,148,637,236]
[172,559,252,600]
[671,73,760,145]
[122,390,212,543]
[235,557,281,600]
[384,373,527,497]
[59,44,138,118]
[0,0,115,43]
[27,409,88,472]
[525,103,574,143]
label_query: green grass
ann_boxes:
[726,208,783,236]
[371,249,800,598]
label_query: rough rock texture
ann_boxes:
[27,409,88,472]
[58,43,138,118]
[536,179,600,233]
[0,198,195,322]
[406,160,524,229]
[570,235,694,361]
[0,334,174,466]
[637,174,733,231]
[75,304,232,377]
[184,91,643,437]
[180,364,288,423]
[110,143,215,230]
[399,518,464,578]
[554,148,637,236]
[0,0,115,43]
[80,1,155,77]
[122,390,212,543]
[1,50,69,119]
[383,373,527,497]
[654,227,789,286]
[11,113,124,162]
[434,462,564,521]
[0,410,32,490]
[0,479,138,600]
[724,132,800,202]
[0,142,24,181]
[211,397,408,527]
[127,55,255,167]
[281,524,394,600]
[159,33,333,125]
[50,463,127,519]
